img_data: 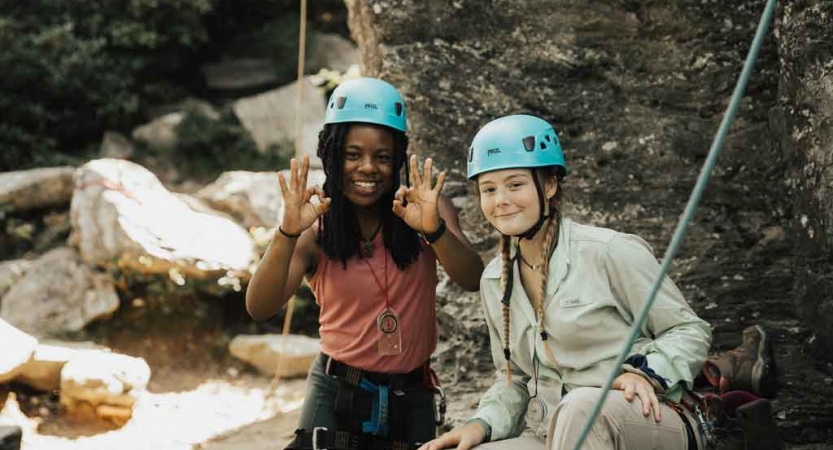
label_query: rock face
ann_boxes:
[773,0,833,354]
[1,247,119,337]
[69,159,255,283]
[345,0,832,446]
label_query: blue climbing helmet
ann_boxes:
[468,114,568,240]
[467,114,567,180]
[324,77,407,132]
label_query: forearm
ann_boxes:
[430,229,483,291]
[245,232,297,321]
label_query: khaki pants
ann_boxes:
[475,388,703,450]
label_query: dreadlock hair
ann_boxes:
[316,122,423,271]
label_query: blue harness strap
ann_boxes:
[360,377,390,437]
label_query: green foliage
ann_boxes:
[171,106,290,179]
[0,0,215,171]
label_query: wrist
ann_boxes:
[465,418,491,442]
[278,226,302,239]
[423,218,447,244]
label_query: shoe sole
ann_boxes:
[751,325,776,397]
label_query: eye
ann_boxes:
[480,186,496,195]
[376,153,392,163]
[345,152,360,161]
[509,182,525,189]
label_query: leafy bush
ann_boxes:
[0,0,215,171]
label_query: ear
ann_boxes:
[544,177,558,200]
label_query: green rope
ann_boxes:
[570,0,777,448]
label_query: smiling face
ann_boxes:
[477,168,557,236]
[341,124,396,208]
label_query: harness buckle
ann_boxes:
[312,427,328,450]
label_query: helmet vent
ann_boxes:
[540,141,546,150]
[329,102,334,108]
[545,135,551,142]
[523,136,535,152]
[395,102,403,116]
[468,146,474,162]
[337,96,347,109]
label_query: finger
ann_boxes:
[636,385,651,416]
[392,199,406,218]
[316,197,332,216]
[410,154,422,187]
[394,185,407,203]
[423,157,433,190]
[650,391,662,422]
[277,172,289,196]
[433,170,447,195]
[624,382,635,402]
[299,155,310,189]
[289,158,298,190]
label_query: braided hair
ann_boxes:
[316,122,423,270]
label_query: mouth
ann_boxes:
[352,180,379,189]
[494,211,520,219]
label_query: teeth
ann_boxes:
[354,181,377,188]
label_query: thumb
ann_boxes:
[392,199,406,218]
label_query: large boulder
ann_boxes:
[0,167,75,212]
[196,169,326,229]
[232,78,326,167]
[69,159,255,284]
[0,319,37,383]
[0,247,119,337]
[14,341,109,392]
[228,334,319,378]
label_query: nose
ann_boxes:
[358,155,377,174]
[494,188,510,207]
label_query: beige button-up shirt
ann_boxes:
[471,219,712,441]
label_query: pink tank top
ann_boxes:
[310,231,438,374]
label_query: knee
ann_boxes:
[554,387,604,420]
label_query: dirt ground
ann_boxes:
[1,362,305,450]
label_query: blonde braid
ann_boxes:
[539,203,561,368]
[499,234,513,385]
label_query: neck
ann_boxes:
[353,204,383,238]
[518,217,556,266]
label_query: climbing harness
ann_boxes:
[570,0,778,448]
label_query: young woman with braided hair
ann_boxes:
[246,78,484,450]
[420,115,712,450]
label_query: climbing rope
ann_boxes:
[268,0,308,394]
[571,0,777,448]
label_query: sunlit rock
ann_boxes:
[197,169,326,229]
[0,318,37,384]
[15,341,109,392]
[229,334,319,378]
[0,247,119,337]
[0,166,75,212]
[232,78,325,167]
[70,159,255,283]
[60,350,151,426]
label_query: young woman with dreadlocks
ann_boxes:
[419,115,712,450]
[246,77,484,450]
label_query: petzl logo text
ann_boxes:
[365,103,378,109]
[487,148,501,156]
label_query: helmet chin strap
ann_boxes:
[514,173,551,240]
